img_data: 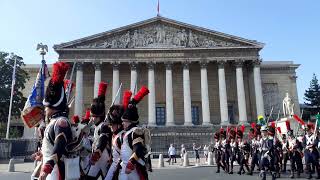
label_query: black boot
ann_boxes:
[271,172,277,180]
[290,171,294,179]
[259,171,266,180]
[216,165,220,173]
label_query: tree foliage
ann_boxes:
[304,73,320,110]
[0,52,29,122]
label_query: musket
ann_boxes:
[104,83,123,122]
[66,62,76,103]
[266,106,274,124]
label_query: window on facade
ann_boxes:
[192,106,200,125]
[156,106,166,125]
[228,105,235,124]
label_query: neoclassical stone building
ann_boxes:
[22,16,300,150]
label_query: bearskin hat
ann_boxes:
[81,109,91,124]
[214,132,220,139]
[268,126,275,136]
[306,123,315,131]
[237,130,243,139]
[122,86,149,123]
[229,128,236,139]
[91,82,108,117]
[107,105,124,125]
[43,62,69,111]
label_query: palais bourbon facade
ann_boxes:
[24,16,300,151]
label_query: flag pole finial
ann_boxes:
[157,0,160,16]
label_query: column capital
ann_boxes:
[235,60,245,68]
[165,62,173,70]
[76,62,83,70]
[217,60,227,68]
[147,62,155,70]
[183,61,190,69]
[111,61,120,69]
[253,59,262,67]
[93,62,102,70]
[199,61,208,69]
[129,61,138,70]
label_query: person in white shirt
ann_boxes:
[203,145,209,162]
[180,144,187,166]
[167,144,176,165]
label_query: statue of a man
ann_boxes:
[282,92,294,117]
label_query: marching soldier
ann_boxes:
[286,129,303,178]
[228,129,237,174]
[104,92,129,179]
[213,131,224,173]
[259,125,276,180]
[119,87,150,180]
[39,62,73,180]
[236,130,250,175]
[248,124,261,175]
[87,82,113,180]
[302,123,320,179]
[220,129,230,173]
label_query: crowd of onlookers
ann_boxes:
[166,143,210,165]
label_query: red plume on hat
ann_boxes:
[51,62,70,84]
[123,90,132,110]
[240,124,245,133]
[220,127,224,134]
[98,82,108,97]
[72,115,79,124]
[83,109,91,121]
[133,86,150,103]
[251,123,256,129]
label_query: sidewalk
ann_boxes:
[0,157,213,173]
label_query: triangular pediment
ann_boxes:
[54,16,264,50]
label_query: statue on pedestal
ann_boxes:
[282,92,294,117]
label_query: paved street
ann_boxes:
[0,164,300,180]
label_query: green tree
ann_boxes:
[0,52,29,123]
[304,73,320,110]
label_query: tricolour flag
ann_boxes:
[21,61,49,128]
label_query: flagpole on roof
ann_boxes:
[6,56,17,139]
[157,0,160,16]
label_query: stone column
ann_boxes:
[253,60,265,118]
[218,61,229,125]
[130,62,137,93]
[235,60,248,125]
[200,62,211,125]
[183,62,193,126]
[112,62,120,104]
[93,62,101,98]
[148,62,156,126]
[74,63,83,116]
[165,62,174,126]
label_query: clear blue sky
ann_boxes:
[0,0,319,103]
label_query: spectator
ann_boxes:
[203,144,209,162]
[167,144,176,165]
[193,143,201,165]
[180,144,187,166]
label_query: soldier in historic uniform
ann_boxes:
[39,62,73,180]
[213,131,224,173]
[228,129,237,174]
[79,109,92,178]
[247,124,261,175]
[105,91,130,180]
[302,123,320,179]
[281,134,289,173]
[286,129,303,178]
[220,129,230,173]
[236,130,250,175]
[259,125,276,180]
[119,87,150,180]
[87,82,113,180]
